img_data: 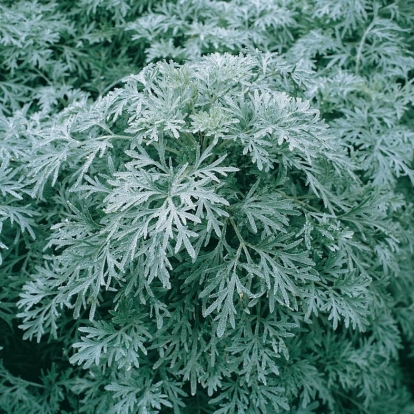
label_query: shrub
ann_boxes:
[1,0,413,413]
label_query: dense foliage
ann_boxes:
[1,0,413,413]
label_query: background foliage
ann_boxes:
[1,0,413,413]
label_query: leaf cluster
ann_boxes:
[1,0,414,413]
